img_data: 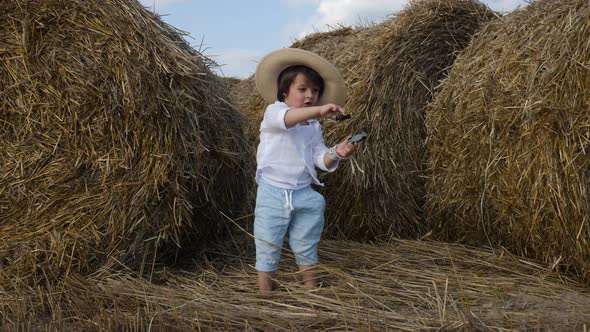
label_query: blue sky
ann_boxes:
[139,0,529,78]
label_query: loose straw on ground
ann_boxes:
[2,240,589,331]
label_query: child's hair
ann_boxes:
[276,65,324,102]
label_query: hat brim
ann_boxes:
[255,48,347,106]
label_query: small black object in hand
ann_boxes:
[348,132,367,144]
[335,114,351,121]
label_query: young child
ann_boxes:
[253,48,360,294]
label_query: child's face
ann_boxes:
[283,73,320,108]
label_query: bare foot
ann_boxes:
[299,265,318,288]
[258,271,275,295]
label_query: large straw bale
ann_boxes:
[236,0,495,241]
[232,75,266,147]
[220,76,242,93]
[426,0,590,281]
[322,0,496,240]
[0,0,252,288]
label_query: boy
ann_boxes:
[254,48,359,294]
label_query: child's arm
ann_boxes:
[323,134,358,168]
[284,104,345,128]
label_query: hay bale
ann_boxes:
[233,75,266,147]
[236,0,495,241]
[0,0,252,287]
[322,0,496,240]
[220,76,242,92]
[426,0,590,281]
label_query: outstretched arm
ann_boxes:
[284,104,346,128]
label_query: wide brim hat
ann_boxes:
[255,48,347,106]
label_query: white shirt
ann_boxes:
[256,101,338,189]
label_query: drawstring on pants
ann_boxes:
[283,189,294,211]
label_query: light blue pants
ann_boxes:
[254,179,325,272]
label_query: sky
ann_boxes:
[138,0,529,78]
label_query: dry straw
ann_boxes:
[426,0,590,282]
[234,0,497,241]
[2,240,590,330]
[0,0,252,289]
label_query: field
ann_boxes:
[2,0,590,330]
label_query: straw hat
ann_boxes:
[255,48,347,106]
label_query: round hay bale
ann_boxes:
[233,75,267,147]
[426,0,590,280]
[321,0,496,240]
[236,1,495,241]
[221,76,242,92]
[0,0,252,287]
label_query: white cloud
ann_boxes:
[209,48,263,79]
[483,0,527,12]
[285,0,528,42]
[316,0,405,26]
[287,0,407,40]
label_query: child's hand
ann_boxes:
[319,104,346,120]
[335,134,360,158]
